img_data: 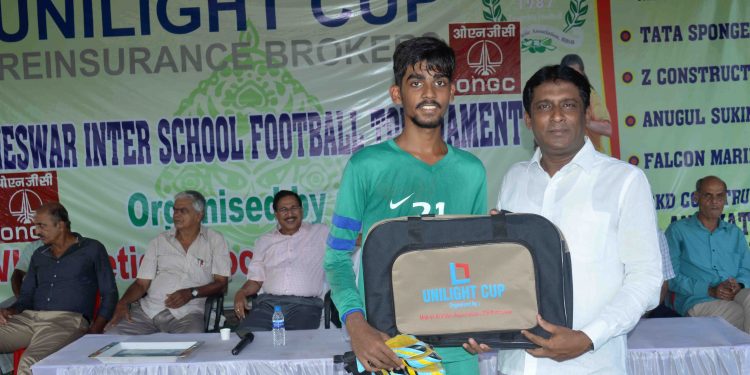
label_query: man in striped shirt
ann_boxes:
[234,190,329,332]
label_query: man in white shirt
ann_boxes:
[106,190,231,334]
[466,65,662,374]
[233,190,329,332]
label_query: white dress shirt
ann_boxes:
[247,223,329,298]
[138,227,231,319]
[496,140,662,374]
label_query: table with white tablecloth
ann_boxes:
[626,317,750,375]
[31,329,352,375]
[31,317,750,375]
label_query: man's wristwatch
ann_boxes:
[191,288,199,299]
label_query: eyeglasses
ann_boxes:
[276,206,301,215]
[173,207,192,215]
[699,193,727,202]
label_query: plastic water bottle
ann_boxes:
[272,305,286,346]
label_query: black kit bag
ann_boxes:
[361,212,572,349]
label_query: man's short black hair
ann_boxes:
[522,64,592,114]
[393,36,455,85]
[36,201,71,230]
[560,54,585,72]
[273,190,302,211]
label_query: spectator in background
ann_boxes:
[560,54,612,155]
[106,190,230,334]
[667,176,750,331]
[0,202,118,375]
[233,190,329,333]
[10,240,43,297]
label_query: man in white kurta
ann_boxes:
[474,64,662,374]
[106,191,231,334]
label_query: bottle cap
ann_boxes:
[274,305,282,312]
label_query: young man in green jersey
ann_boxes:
[323,36,487,373]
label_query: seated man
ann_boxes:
[10,240,43,297]
[234,190,329,332]
[667,175,750,331]
[106,190,231,334]
[0,202,118,375]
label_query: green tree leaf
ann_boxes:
[481,0,507,22]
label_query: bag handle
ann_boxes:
[406,212,509,246]
[407,216,426,246]
[492,211,509,238]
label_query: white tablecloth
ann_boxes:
[626,317,750,375]
[32,329,352,375]
[31,317,750,375]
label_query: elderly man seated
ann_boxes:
[106,190,231,334]
[234,190,329,332]
[667,176,750,331]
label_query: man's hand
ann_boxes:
[165,288,192,309]
[233,293,250,319]
[712,278,741,301]
[105,302,132,330]
[463,338,492,354]
[346,312,403,372]
[0,308,14,325]
[523,315,592,362]
[89,317,108,334]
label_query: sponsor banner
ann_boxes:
[606,0,750,230]
[0,1,747,303]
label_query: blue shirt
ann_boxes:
[13,234,118,322]
[666,214,750,315]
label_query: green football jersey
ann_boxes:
[324,138,487,368]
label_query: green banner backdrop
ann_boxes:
[1,0,748,303]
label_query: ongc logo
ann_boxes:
[10,189,43,224]
[450,22,521,96]
[0,171,58,242]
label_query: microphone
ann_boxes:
[231,332,255,355]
